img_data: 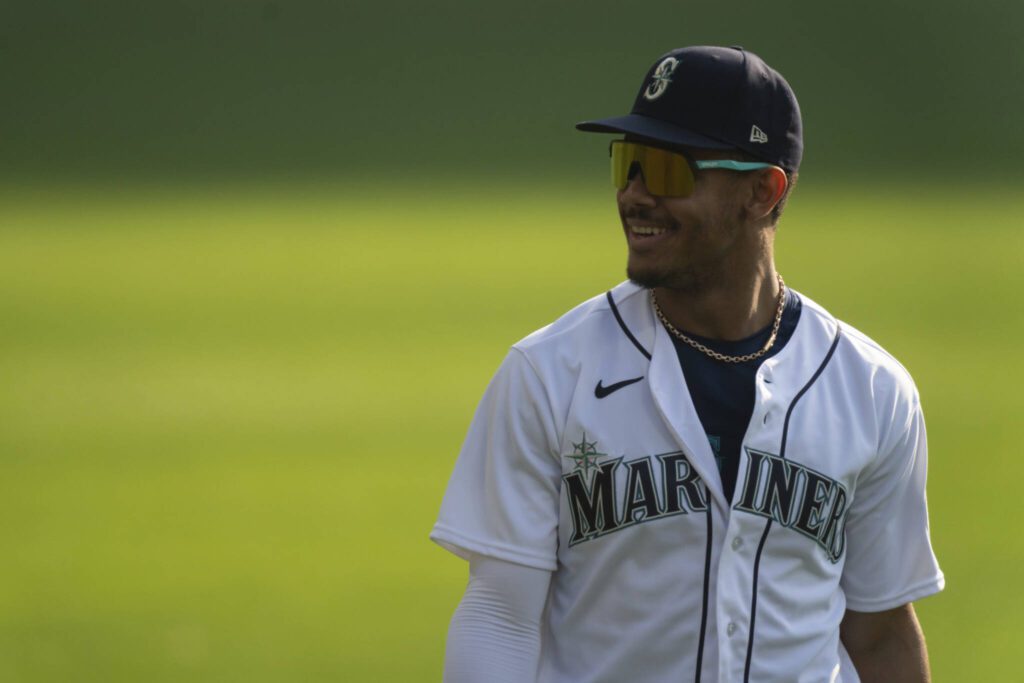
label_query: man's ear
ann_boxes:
[748,166,788,220]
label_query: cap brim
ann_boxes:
[576,114,733,150]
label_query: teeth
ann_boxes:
[631,226,667,236]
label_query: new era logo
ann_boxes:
[750,125,768,144]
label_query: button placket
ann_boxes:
[755,364,776,427]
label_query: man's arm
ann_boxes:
[444,553,552,683]
[840,603,931,683]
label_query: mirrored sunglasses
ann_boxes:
[610,140,773,197]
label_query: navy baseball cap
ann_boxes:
[576,46,803,172]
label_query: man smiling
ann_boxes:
[432,46,943,682]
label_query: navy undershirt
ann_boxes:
[668,290,802,501]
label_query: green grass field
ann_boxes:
[1,180,1021,681]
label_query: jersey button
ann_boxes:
[731,537,744,551]
[727,621,738,636]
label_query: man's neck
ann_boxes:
[652,265,781,342]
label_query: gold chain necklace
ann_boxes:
[650,274,786,364]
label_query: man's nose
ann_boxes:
[619,165,656,205]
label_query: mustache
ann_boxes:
[621,207,679,229]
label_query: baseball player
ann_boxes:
[431,45,943,682]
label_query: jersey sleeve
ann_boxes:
[840,394,945,611]
[430,347,562,571]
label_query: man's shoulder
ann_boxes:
[512,280,650,356]
[799,292,920,404]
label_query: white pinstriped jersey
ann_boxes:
[432,281,944,683]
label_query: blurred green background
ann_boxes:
[2,1,1021,681]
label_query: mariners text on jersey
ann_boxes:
[564,451,707,546]
[565,445,849,563]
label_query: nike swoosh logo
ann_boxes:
[594,376,644,399]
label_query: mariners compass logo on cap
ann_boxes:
[643,57,678,101]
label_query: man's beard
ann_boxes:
[627,261,715,294]
[624,222,726,295]
[624,202,744,295]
